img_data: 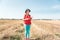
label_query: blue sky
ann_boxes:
[0,0,60,19]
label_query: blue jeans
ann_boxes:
[24,24,30,38]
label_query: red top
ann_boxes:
[24,14,31,25]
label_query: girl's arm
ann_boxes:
[23,15,32,20]
[29,15,32,20]
[23,18,31,20]
[27,17,32,20]
[23,15,28,20]
[23,18,28,20]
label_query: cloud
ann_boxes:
[52,5,60,9]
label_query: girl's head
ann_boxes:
[25,9,31,15]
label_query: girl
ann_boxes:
[23,9,32,40]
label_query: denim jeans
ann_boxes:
[24,24,30,38]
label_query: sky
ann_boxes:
[0,0,60,19]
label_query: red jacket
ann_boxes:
[24,14,31,25]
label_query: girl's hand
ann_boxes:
[26,18,29,20]
[23,18,29,20]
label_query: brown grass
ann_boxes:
[0,19,60,40]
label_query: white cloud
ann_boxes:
[52,5,60,9]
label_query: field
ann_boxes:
[0,19,60,40]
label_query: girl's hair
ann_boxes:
[25,9,31,13]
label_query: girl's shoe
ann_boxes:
[27,38,30,40]
[25,38,30,40]
[25,38,27,40]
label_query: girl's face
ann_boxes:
[26,11,30,15]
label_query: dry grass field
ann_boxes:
[0,19,60,40]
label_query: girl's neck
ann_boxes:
[25,14,29,16]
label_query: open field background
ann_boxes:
[0,19,60,40]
